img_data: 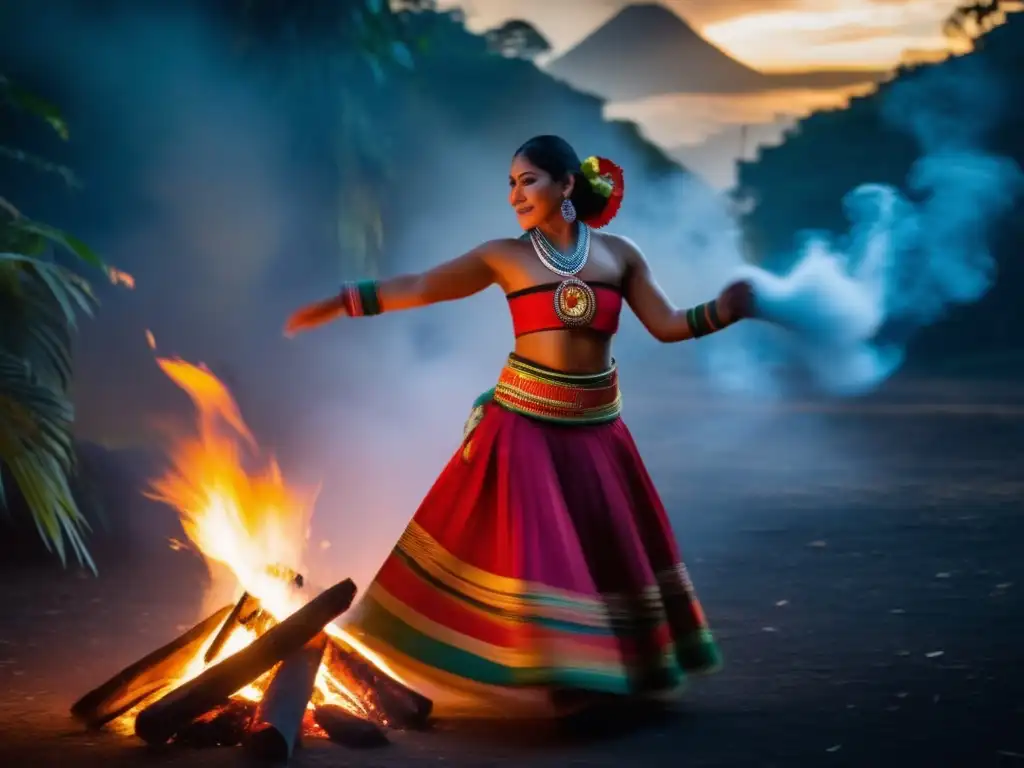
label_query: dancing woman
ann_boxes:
[285,135,756,718]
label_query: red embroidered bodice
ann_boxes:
[506,281,623,337]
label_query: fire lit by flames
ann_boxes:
[113,358,402,733]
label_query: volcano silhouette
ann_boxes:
[545,3,885,101]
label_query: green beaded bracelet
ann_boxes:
[685,300,725,338]
[340,280,383,317]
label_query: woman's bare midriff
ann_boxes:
[513,329,614,374]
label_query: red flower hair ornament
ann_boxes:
[580,155,625,229]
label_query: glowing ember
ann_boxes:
[110,358,408,736]
[107,266,135,289]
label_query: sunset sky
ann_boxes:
[440,0,965,69]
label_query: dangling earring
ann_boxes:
[560,197,577,223]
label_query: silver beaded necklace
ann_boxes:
[528,222,590,277]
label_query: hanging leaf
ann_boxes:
[7,220,107,272]
[0,145,82,188]
[0,76,70,141]
[0,224,46,256]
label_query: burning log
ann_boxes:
[204,569,305,665]
[134,578,357,746]
[174,698,256,748]
[70,604,234,729]
[244,632,328,761]
[203,592,261,664]
[326,638,433,729]
[314,705,389,748]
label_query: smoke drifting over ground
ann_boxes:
[4,5,1019,592]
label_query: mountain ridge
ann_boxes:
[545,3,886,101]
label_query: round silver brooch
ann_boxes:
[554,278,597,328]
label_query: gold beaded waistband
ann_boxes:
[492,354,622,424]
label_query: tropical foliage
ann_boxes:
[484,20,552,60]
[194,0,672,276]
[943,0,1017,46]
[205,0,437,276]
[0,74,114,571]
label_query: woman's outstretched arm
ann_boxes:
[611,234,752,343]
[375,242,502,311]
[284,241,503,336]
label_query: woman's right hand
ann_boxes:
[717,280,755,324]
[284,295,347,337]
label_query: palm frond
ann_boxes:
[0,251,98,330]
[0,250,99,572]
[0,267,74,391]
[0,351,94,572]
[24,317,73,391]
[0,75,106,572]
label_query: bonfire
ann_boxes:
[70,358,432,760]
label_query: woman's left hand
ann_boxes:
[718,280,755,324]
[284,295,347,337]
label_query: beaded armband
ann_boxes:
[340,280,383,317]
[685,300,730,338]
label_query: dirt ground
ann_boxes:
[1,381,1022,767]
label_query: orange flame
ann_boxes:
[148,357,312,610]
[114,358,403,732]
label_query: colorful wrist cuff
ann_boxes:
[686,300,727,338]
[340,280,382,317]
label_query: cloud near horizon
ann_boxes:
[439,0,963,69]
[703,0,962,68]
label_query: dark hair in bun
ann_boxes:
[513,135,619,226]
